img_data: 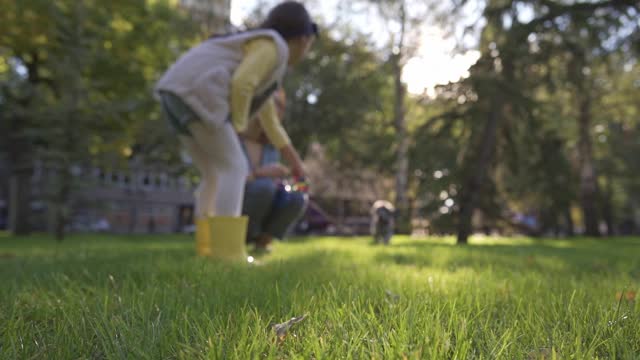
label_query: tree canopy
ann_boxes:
[1,0,639,240]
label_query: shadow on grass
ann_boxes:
[0,235,384,318]
[377,237,640,279]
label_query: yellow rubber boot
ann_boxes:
[208,216,249,262]
[195,218,213,257]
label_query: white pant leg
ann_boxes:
[181,135,217,218]
[182,122,249,217]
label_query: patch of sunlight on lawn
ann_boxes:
[1,234,639,358]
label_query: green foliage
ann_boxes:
[284,32,396,171]
[2,0,199,159]
[1,0,639,237]
[408,0,640,237]
[0,0,200,235]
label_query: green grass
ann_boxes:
[1,234,639,359]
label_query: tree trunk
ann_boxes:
[8,171,32,235]
[7,126,33,235]
[602,176,615,236]
[577,95,600,237]
[53,19,84,241]
[5,52,46,235]
[53,167,73,242]
[393,61,410,230]
[564,207,575,237]
[393,3,410,232]
[457,104,500,244]
[54,207,66,241]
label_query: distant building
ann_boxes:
[0,160,196,234]
[67,164,196,234]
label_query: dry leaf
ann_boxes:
[500,283,511,298]
[526,256,536,266]
[108,274,116,288]
[616,291,637,302]
[527,347,554,360]
[272,314,308,343]
[626,291,636,301]
[385,290,400,302]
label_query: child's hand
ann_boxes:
[280,144,306,179]
[291,162,306,179]
[254,164,290,178]
[292,176,310,193]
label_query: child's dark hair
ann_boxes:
[209,1,318,40]
[260,1,318,39]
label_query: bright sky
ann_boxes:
[402,28,480,96]
[231,0,481,96]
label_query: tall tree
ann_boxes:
[347,0,439,231]
[406,0,639,243]
[0,0,197,238]
[283,28,395,171]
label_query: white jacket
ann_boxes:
[155,30,289,129]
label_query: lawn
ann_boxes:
[1,234,638,359]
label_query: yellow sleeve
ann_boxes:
[258,98,291,149]
[230,38,279,132]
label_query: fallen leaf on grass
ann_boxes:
[0,253,16,259]
[615,291,636,302]
[591,261,609,272]
[108,274,117,288]
[499,282,511,298]
[526,256,536,266]
[527,347,555,360]
[271,314,308,343]
[385,290,400,302]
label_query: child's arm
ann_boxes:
[253,163,290,179]
[230,38,279,132]
[257,100,305,178]
[280,144,305,178]
[243,137,290,181]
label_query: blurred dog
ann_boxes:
[371,200,395,245]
